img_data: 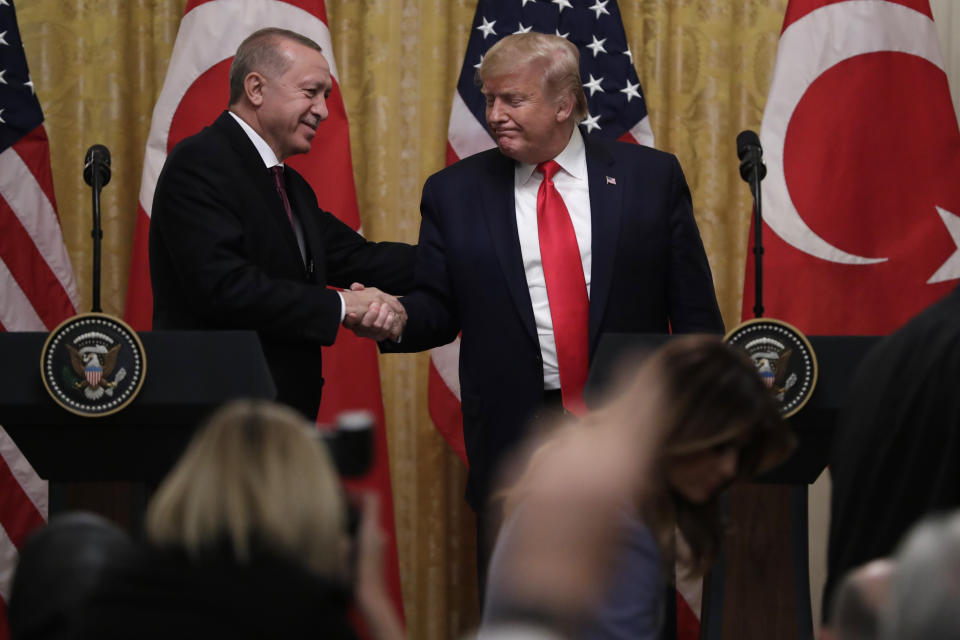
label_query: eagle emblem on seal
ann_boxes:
[61,334,128,400]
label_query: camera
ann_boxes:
[317,409,375,478]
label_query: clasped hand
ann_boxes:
[341,283,406,341]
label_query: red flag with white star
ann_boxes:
[742,0,960,330]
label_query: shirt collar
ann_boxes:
[228,111,282,168]
[516,127,586,185]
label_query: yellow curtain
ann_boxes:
[18,1,787,637]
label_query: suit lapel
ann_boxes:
[584,136,621,355]
[284,177,320,279]
[214,112,306,273]
[479,151,539,348]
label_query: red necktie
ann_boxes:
[536,160,589,415]
[271,165,296,228]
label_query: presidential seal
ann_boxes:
[724,318,817,418]
[40,313,147,417]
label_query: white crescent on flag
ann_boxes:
[743,0,960,335]
[761,0,943,265]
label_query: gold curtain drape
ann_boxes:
[17,1,787,638]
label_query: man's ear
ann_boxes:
[555,92,575,123]
[244,72,267,107]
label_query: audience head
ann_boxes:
[601,335,794,575]
[478,32,589,164]
[146,399,347,578]
[825,559,894,640]
[880,511,960,640]
[8,512,134,640]
[228,28,332,160]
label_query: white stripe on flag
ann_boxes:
[0,148,79,310]
[0,521,19,603]
[0,427,48,521]
[0,257,46,330]
[139,0,337,219]
[628,115,655,147]
[447,91,495,160]
[429,337,462,401]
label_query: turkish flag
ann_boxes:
[741,0,960,332]
[123,0,404,623]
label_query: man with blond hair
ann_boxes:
[384,32,723,574]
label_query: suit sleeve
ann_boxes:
[381,174,462,353]
[286,171,417,296]
[323,226,416,295]
[151,150,344,344]
[665,156,725,334]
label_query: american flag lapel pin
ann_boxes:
[606,176,616,185]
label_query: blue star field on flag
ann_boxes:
[0,0,44,154]
[457,0,648,140]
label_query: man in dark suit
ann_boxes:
[382,32,724,558]
[150,28,414,420]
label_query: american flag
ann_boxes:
[433,1,703,638]
[0,0,70,634]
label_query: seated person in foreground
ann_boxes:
[74,400,402,640]
[8,512,134,640]
[482,335,795,639]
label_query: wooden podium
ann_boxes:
[586,333,880,640]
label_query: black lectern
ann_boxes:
[585,333,880,640]
[0,331,276,482]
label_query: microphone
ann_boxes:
[83,144,111,188]
[736,130,766,183]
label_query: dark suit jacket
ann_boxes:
[150,111,415,418]
[392,134,724,508]
[823,284,960,622]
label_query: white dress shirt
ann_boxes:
[514,128,592,390]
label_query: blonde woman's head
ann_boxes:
[147,400,347,577]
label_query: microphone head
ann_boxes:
[736,130,761,160]
[83,144,111,188]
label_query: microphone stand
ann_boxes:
[90,169,104,313]
[750,162,764,319]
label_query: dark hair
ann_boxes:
[228,28,324,105]
[640,335,794,577]
[8,512,134,640]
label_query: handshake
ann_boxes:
[341,282,406,342]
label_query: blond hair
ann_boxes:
[478,32,589,122]
[146,400,347,577]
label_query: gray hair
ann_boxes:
[829,560,893,640]
[881,511,960,640]
[229,28,323,105]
